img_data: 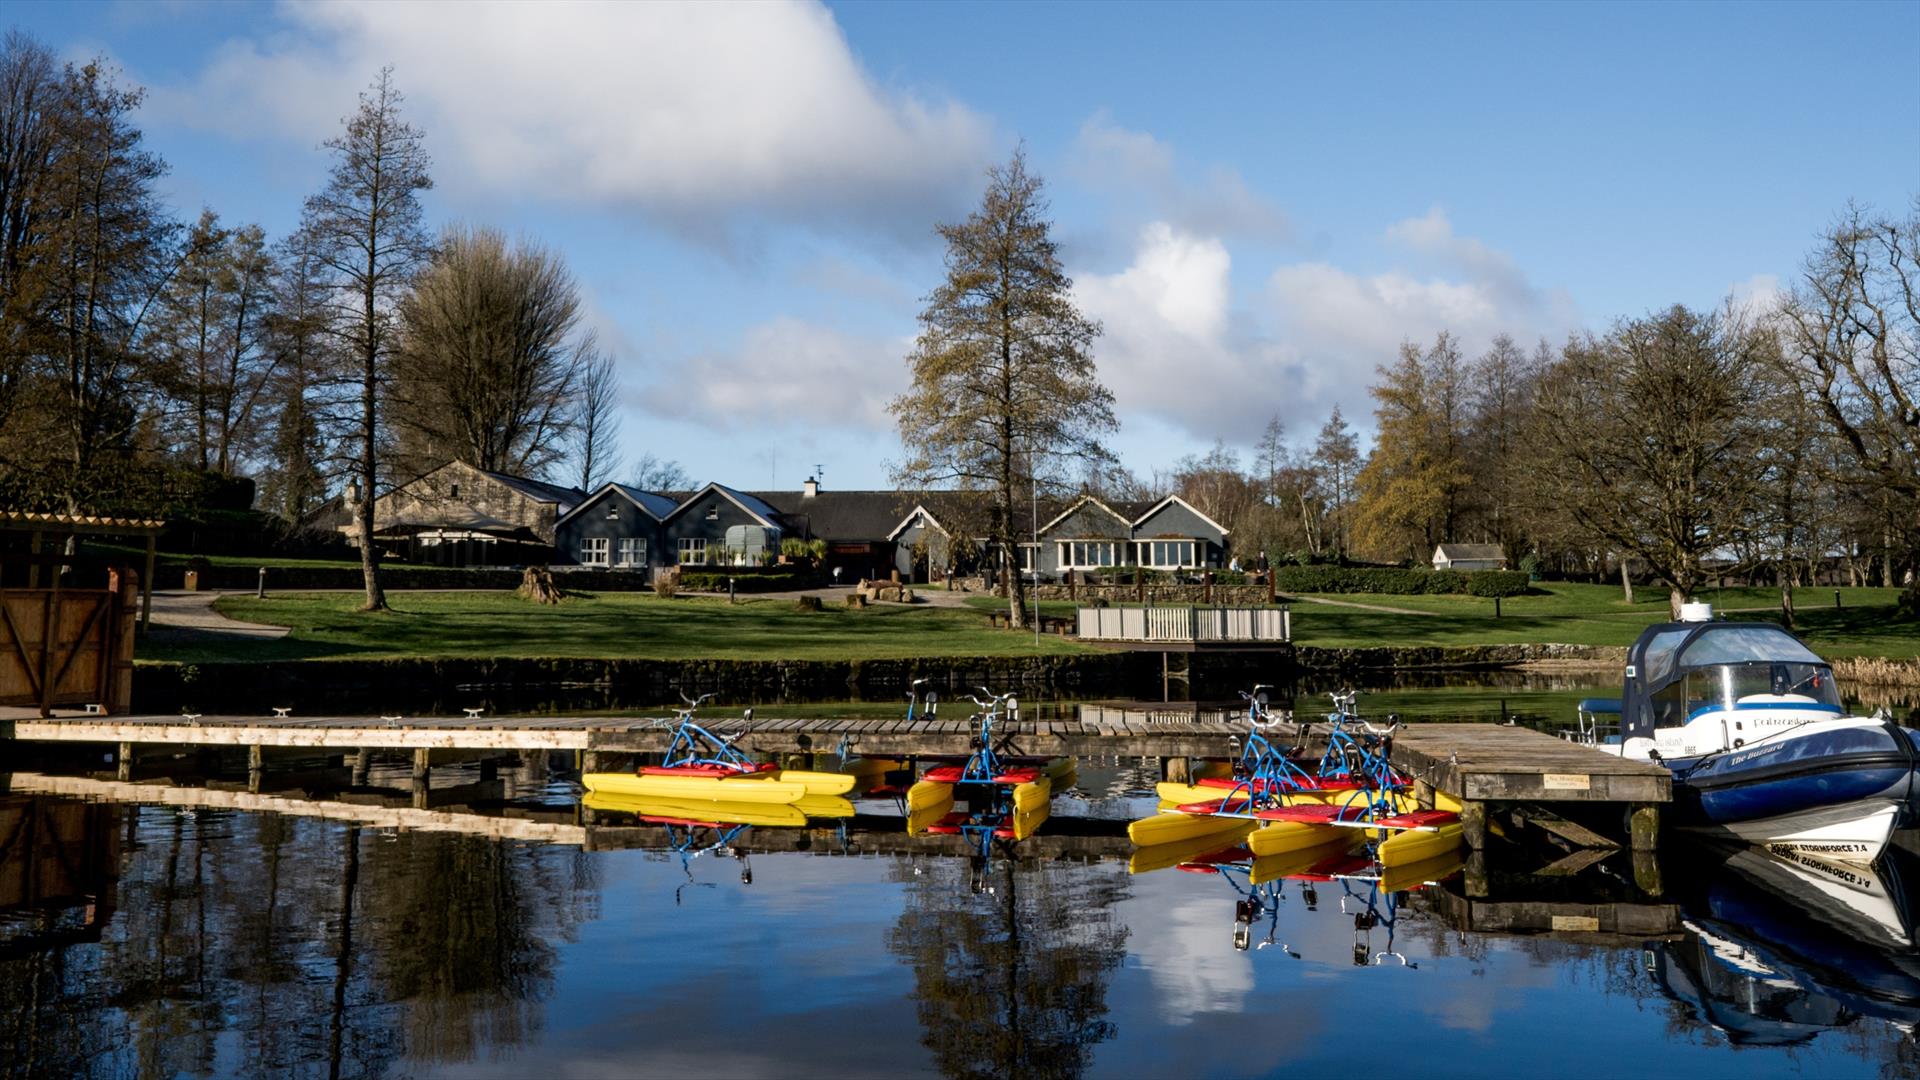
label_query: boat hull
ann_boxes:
[1669,721,1918,864]
[1685,800,1901,864]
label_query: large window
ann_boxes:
[1138,539,1197,569]
[1059,541,1118,569]
[1018,544,1039,573]
[616,538,647,567]
[677,537,708,565]
[580,537,610,566]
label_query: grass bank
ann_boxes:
[140,591,1095,664]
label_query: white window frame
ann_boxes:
[580,537,610,567]
[1018,543,1039,573]
[616,537,647,567]
[1137,539,1198,569]
[1058,540,1119,570]
[677,537,708,565]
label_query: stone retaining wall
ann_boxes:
[190,565,657,592]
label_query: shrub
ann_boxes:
[678,570,816,592]
[652,570,678,598]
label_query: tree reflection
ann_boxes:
[887,851,1128,1079]
[0,795,599,1078]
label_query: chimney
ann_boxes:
[802,477,818,498]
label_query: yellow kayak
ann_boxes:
[1379,849,1466,891]
[1011,777,1051,814]
[776,770,859,796]
[1195,759,1235,780]
[584,771,809,804]
[1041,757,1077,780]
[583,793,809,827]
[1377,822,1464,867]
[1249,835,1358,884]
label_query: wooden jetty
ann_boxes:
[4,708,1671,848]
[1388,724,1671,851]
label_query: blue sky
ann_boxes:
[17,0,1918,490]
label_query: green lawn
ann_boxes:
[139,591,1096,664]
[969,582,1919,657]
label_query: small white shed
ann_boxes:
[1432,543,1507,571]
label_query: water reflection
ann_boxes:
[0,793,597,1079]
[1653,843,1920,1049]
[6,774,1920,1078]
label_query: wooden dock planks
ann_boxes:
[1389,723,1670,804]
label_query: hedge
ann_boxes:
[677,570,818,593]
[1271,566,1531,598]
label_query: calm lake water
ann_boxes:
[6,678,1920,1078]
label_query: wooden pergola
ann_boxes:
[0,510,164,631]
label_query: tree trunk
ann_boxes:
[1781,572,1795,630]
[1668,586,1687,620]
[1619,557,1633,604]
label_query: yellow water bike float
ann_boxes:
[841,757,905,777]
[583,793,808,827]
[768,770,859,796]
[1010,777,1052,814]
[1127,826,1257,873]
[1154,782,1337,807]
[584,770,811,805]
[1249,835,1360,885]
[1377,849,1466,891]
[1129,809,1258,846]
[1376,822,1465,867]
[906,779,956,811]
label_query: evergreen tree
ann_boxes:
[891,150,1113,628]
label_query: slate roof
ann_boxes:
[481,470,587,514]
[609,483,679,520]
[750,490,933,541]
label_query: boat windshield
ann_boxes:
[1648,661,1842,728]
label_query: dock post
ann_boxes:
[1164,757,1191,784]
[1459,801,1489,850]
[351,749,371,786]
[116,742,134,782]
[1632,850,1664,897]
[582,751,602,773]
[1463,851,1490,898]
[411,747,431,809]
[1413,778,1435,811]
[248,744,264,793]
[1627,803,1660,851]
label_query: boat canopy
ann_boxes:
[1621,622,1834,741]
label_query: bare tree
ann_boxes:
[390,225,591,480]
[300,68,432,611]
[629,453,689,492]
[572,348,621,491]
[153,211,278,474]
[257,228,336,524]
[1529,305,1774,616]
[1310,405,1360,558]
[1776,202,1920,617]
[890,150,1113,628]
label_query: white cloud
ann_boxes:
[146,0,995,238]
[1077,212,1579,449]
[640,318,907,434]
[1069,113,1291,246]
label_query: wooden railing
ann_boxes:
[1075,605,1290,643]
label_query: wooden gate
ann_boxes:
[0,567,137,716]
